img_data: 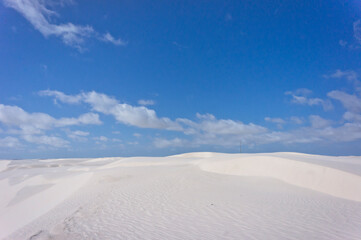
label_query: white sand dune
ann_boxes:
[196,153,361,201]
[1,152,361,239]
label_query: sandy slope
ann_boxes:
[0,153,361,239]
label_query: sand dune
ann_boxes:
[196,153,361,201]
[1,153,361,239]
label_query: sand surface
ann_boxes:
[1,152,361,239]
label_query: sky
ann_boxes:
[1,0,361,159]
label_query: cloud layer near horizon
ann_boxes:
[1,69,361,151]
[33,82,361,150]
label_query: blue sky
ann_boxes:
[1,0,361,158]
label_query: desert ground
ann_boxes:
[1,152,361,239]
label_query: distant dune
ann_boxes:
[1,152,361,239]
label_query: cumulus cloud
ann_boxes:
[328,91,361,113]
[196,118,266,136]
[42,90,330,149]
[40,90,183,131]
[0,104,53,134]
[0,103,101,148]
[155,109,361,148]
[285,89,333,111]
[39,89,361,150]
[186,113,267,137]
[157,114,271,148]
[156,117,361,149]
[309,115,332,129]
[196,113,215,120]
[305,122,361,142]
[83,92,182,130]
[40,91,277,148]
[0,104,101,135]
[56,113,102,127]
[343,112,361,123]
[3,0,125,49]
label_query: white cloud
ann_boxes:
[56,113,102,127]
[198,119,266,136]
[343,112,361,123]
[71,130,89,136]
[189,113,267,137]
[0,104,101,148]
[101,33,126,46]
[3,0,125,49]
[309,115,332,129]
[331,123,361,142]
[40,90,183,131]
[4,0,92,49]
[83,92,182,130]
[307,123,361,142]
[196,113,216,120]
[66,130,89,141]
[171,114,270,148]
[285,89,333,111]
[0,104,101,135]
[0,136,21,148]
[265,117,286,129]
[324,69,358,82]
[39,90,82,104]
[328,91,361,113]
[0,104,53,134]
[133,133,141,137]
[38,89,361,150]
[154,110,361,149]
[40,91,285,148]
[138,99,155,106]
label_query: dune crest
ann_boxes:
[198,154,361,202]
